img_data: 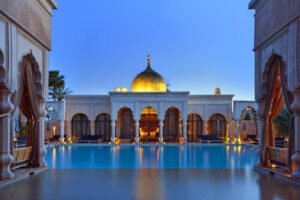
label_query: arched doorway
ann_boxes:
[95,113,111,142]
[187,113,203,142]
[208,113,226,139]
[163,107,181,142]
[239,107,258,141]
[71,114,90,140]
[139,107,159,143]
[116,107,135,141]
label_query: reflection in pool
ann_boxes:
[45,145,258,169]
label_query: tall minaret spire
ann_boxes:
[147,52,150,66]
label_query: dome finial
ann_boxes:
[147,52,150,66]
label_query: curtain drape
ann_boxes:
[260,56,294,168]
[15,55,42,166]
[259,60,278,165]
[278,59,295,169]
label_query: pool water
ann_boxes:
[45,145,258,169]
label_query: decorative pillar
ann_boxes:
[203,121,207,135]
[0,87,14,180]
[159,120,163,143]
[111,121,116,143]
[11,119,16,141]
[226,123,230,140]
[90,121,95,136]
[257,116,266,166]
[235,121,239,141]
[182,120,187,143]
[38,100,47,167]
[291,89,300,179]
[135,121,139,143]
[66,121,71,143]
[59,120,65,143]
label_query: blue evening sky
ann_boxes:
[50,0,255,100]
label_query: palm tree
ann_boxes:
[49,70,71,101]
[57,85,72,101]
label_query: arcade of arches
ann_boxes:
[68,108,236,143]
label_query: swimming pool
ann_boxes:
[45,144,258,169]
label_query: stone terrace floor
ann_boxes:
[0,169,300,200]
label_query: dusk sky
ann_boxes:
[50,0,255,100]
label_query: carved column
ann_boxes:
[90,121,95,136]
[257,107,266,167]
[39,100,47,167]
[111,121,116,143]
[291,89,300,179]
[226,123,230,141]
[66,121,71,140]
[0,88,14,180]
[159,120,163,143]
[59,120,65,143]
[235,121,239,141]
[203,121,207,135]
[11,119,16,141]
[135,121,139,143]
[182,120,187,143]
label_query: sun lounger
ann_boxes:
[77,135,101,143]
[12,146,32,169]
[267,146,287,168]
[198,135,223,143]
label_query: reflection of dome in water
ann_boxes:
[131,54,167,92]
[214,87,221,95]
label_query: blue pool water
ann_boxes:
[45,145,258,169]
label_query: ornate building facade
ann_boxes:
[48,55,258,144]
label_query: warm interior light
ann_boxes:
[178,137,184,144]
[53,126,56,136]
[114,138,120,144]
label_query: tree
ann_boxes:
[273,107,291,138]
[49,70,71,101]
[57,85,72,101]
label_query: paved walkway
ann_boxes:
[0,169,299,200]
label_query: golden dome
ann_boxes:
[115,87,121,92]
[121,87,128,92]
[131,54,167,92]
[214,87,221,95]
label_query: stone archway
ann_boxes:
[71,113,90,140]
[95,113,111,142]
[116,107,135,141]
[187,113,203,142]
[163,107,181,142]
[139,106,159,143]
[238,107,258,141]
[208,113,226,139]
[257,54,295,169]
